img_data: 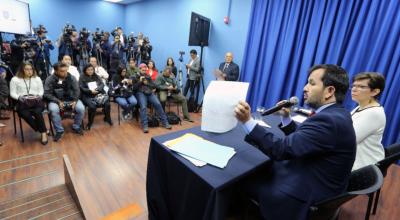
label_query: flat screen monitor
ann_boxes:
[188,12,211,46]
[0,0,31,35]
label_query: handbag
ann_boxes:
[18,95,44,109]
[93,93,109,106]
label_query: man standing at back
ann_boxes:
[235,64,356,220]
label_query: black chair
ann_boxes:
[369,143,400,215]
[309,164,383,220]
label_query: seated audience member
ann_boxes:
[134,63,171,133]
[166,57,177,77]
[9,63,48,145]
[146,60,158,81]
[234,64,356,220]
[80,64,113,130]
[350,72,386,171]
[112,67,137,120]
[126,58,139,77]
[52,55,80,80]
[0,68,9,112]
[44,62,85,141]
[218,52,240,81]
[89,57,109,83]
[155,67,193,122]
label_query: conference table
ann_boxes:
[146,115,285,220]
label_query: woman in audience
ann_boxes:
[351,72,386,170]
[80,64,113,130]
[112,67,137,120]
[10,62,48,145]
[146,60,158,81]
[166,57,177,77]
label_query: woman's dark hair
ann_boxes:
[83,64,94,75]
[16,62,38,78]
[166,57,175,67]
[148,60,156,70]
[308,64,349,104]
[352,72,385,99]
[117,66,127,75]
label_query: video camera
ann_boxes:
[111,26,122,37]
[34,24,47,35]
[79,27,90,40]
[15,35,37,48]
[128,33,136,44]
[63,101,74,111]
[92,28,104,43]
[178,51,185,62]
[63,23,76,36]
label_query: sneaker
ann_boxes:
[72,127,84,135]
[53,131,64,142]
[163,123,172,129]
[123,112,131,120]
[143,126,149,133]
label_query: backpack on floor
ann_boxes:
[147,114,159,127]
[166,111,181,125]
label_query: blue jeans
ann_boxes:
[115,95,137,114]
[136,92,168,127]
[48,100,85,133]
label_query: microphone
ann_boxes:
[261,96,299,116]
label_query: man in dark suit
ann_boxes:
[235,64,356,220]
[219,52,240,81]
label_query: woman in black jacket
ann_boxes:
[80,64,112,130]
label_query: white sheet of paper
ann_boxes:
[201,81,249,133]
[88,82,97,90]
[292,114,307,123]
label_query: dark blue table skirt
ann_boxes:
[146,115,285,220]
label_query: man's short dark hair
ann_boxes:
[53,62,68,72]
[308,64,349,104]
[190,49,197,55]
[352,72,385,99]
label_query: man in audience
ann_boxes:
[59,55,80,80]
[134,63,171,133]
[183,49,200,100]
[44,62,85,141]
[155,67,193,122]
[218,52,240,81]
[89,57,108,82]
[126,58,139,77]
[234,64,356,220]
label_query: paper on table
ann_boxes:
[167,133,236,169]
[88,81,97,90]
[201,81,249,133]
[164,134,207,167]
[292,114,307,123]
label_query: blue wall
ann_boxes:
[125,0,252,94]
[26,0,125,64]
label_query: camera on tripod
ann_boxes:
[92,28,104,43]
[34,24,47,35]
[128,33,136,45]
[79,28,90,41]
[178,51,185,62]
[63,23,76,36]
[111,26,122,37]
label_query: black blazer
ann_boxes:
[218,62,239,81]
[245,103,356,219]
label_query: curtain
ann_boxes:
[241,0,400,146]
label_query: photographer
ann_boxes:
[183,49,200,100]
[155,67,193,122]
[135,32,144,63]
[57,24,77,62]
[76,28,92,70]
[133,63,171,133]
[10,34,37,73]
[109,35,125,77]
[140,37,152,65]
[126,33,136,62]
[34,25,54,81]
[44,62,85,141]
[111,66,137,120]
[91,29,110,69]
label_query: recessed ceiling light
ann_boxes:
[104,0,123,3]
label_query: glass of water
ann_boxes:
[255,106,265,120]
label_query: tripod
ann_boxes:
[177,53,184,95]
